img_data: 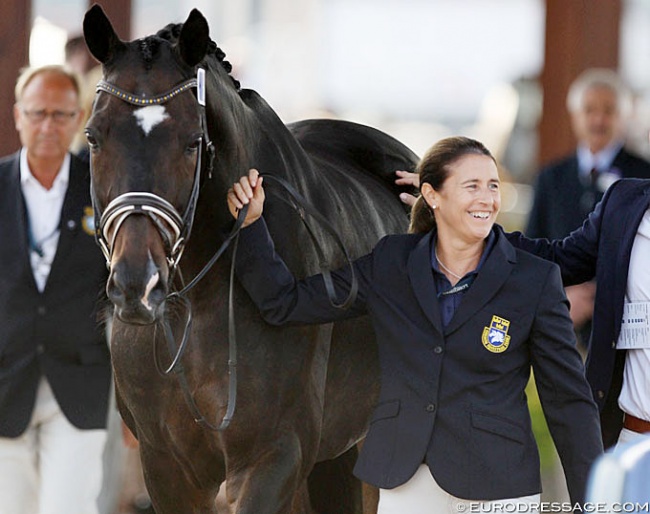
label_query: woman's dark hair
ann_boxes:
[409,136,495,233]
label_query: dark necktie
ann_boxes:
[580,167,601,215]
[590,167,599,190]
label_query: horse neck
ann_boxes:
[236,89,313,180]
[189,81,314,255]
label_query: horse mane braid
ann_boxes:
[156,23,241,90]
[140,38,159,68]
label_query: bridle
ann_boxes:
[92,69,215,272]
[90,68,359,433]
[91,68,242,431]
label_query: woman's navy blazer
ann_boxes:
[235,217,603,503]
[509,178,650,448]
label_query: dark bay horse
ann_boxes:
[83,5,418,513]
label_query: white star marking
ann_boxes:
[133,105,169,136]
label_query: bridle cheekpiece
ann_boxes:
[92,69,214,272]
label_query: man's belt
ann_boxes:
[623,413,650,433]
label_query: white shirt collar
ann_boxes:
[19,148,70,192]
[576,140,624,178]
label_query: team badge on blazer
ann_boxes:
[482,315,511,353]
[82,206,96,236]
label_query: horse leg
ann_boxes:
[362,483,379,514]
[224,434,312,514]
[307,446,363,514]
[138,443,224,514]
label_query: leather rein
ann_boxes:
[91,69,358,431]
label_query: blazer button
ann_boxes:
[426,404,436,412]
[433,346,443,354]
[36,344,45,355]
[611,340,616,349]
[37,306,46,316]
[596,390,605,400]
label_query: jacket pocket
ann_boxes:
[471,411,525,444]
[370,399,400,424]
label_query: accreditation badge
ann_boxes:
[82,206,96,236]
[482,315,511,353]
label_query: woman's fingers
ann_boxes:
[228,169,265,225]
[394,170,420,187]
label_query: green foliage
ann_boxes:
[526,373,557,472]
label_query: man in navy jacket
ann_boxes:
[0,65,110,513]
[510,178,650,449]
[525,69,650,357]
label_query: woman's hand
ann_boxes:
[395,170,420,207]
[228,168,265,227]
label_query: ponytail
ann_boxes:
[409,194,435,234]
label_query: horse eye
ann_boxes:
[85,130,99,150]
[186,138,202,154]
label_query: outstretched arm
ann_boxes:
[230,169,370,326]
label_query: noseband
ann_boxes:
[90,70,241,432]
[90,69,359,433]
[92,69,215,271]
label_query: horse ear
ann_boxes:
[178,9,210,67]
[83,4,126,64]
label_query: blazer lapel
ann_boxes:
[444,228,517,336]
[407,231,443,335]
[46,158,90,289]
[614,183,650,299]
[0,154,38,288]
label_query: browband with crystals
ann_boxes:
[96,78,198,106]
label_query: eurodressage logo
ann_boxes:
[482,315,511,353]
[82,206,96,236]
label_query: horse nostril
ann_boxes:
[107,269,127,308]
[106,259,168,325]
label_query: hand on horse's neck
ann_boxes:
[28,156,64,190]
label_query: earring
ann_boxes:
[432,204,437,209]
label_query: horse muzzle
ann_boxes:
[108,256,168,325]
[105,214,171,325]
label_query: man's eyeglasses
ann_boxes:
[21,109,79,124]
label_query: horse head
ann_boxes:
[83,5,221,324]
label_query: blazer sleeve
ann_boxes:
[506,178,621,285]
[529,263,603,504]
[235,217,373,325]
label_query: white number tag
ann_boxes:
[617,302,650,349]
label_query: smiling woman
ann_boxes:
[414,141,501,284]
[229,136,604,513]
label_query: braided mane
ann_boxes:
[149,22,241,90]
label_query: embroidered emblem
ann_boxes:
[82,206,96,236]
[481,315,511,353]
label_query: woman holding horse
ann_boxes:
[228,136,602,513]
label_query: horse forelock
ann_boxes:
[139,37,160,68]
[155,22,241,91]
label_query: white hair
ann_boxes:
[566,68,633,118]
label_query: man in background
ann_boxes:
[0,65,110,514]
[525,68,650,347]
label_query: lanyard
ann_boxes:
[26,214,60,258]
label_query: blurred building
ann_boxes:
[4,0,650,228]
